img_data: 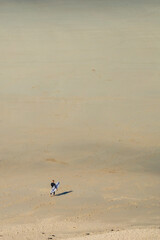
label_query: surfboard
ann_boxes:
[50,181,60,194]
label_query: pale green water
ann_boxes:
[0,1,160,151]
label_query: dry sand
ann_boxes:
[0,223,160,240]
[0,0,160,239]
[0,143,160,239]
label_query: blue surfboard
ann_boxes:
[50,182,60,194]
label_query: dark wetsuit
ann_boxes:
[50,182,56,195]
[51,182,56,188]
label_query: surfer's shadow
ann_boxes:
[55,191,73,197]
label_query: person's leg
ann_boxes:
[50,189,53,196]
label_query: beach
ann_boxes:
[0,140,160,239]
[0,0,160,239]
[1,222,160,240]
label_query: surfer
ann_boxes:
[50,180,57,196]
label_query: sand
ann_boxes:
[0,0,160,239]
[0,221,160,240]
[0,142,160,239]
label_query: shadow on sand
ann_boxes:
[55,191,73,197]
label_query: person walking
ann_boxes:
[50,180,57,196]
